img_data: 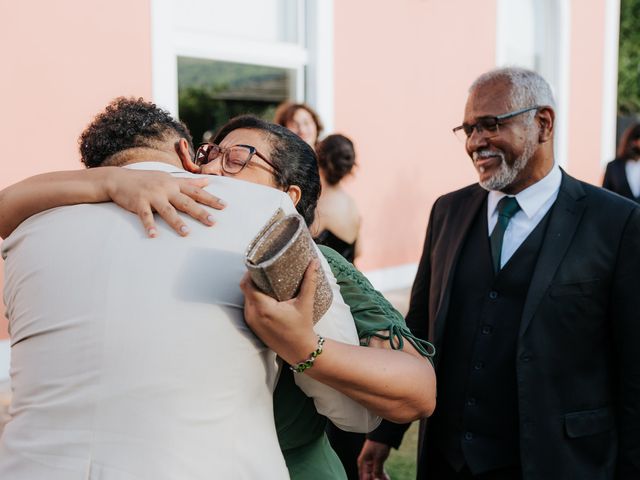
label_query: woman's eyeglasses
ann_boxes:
[194,143,279,175]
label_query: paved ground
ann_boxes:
[0,287,412,437]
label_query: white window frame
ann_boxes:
[495,0,571,168]
[150,0,334,132]
[601,0,620,166]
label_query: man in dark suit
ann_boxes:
[358,67,640,480]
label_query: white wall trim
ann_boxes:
[151,0,178,116]
[495,0,571,169]
[494,0,507,67]
[173,36,309,70]
[0,339,9,382]
[555,0,572,170]
[363,263,418,293]
[601,0,621,166]
[304,0,335,134]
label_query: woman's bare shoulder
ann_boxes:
[316,189,360,242]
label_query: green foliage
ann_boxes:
[178,86,275,144]
[618,0,640,114]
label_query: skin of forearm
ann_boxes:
[303,339,436,423]
[241,255,437,423]
[0,169,114,238]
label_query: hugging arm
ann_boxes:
[240,254,436,424]
[0,168,225,239]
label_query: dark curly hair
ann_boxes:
[212,115,321,226]
[316,134,356,186]
[79,97,194,168]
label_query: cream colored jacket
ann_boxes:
[0,162,377,480]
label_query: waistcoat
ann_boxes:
[429,198,552,475]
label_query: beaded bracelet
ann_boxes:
[290,336,325,373]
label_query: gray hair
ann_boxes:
[470,67,556,114]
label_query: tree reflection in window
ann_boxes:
[178,57,296,143]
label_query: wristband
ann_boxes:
[290,336,325,373]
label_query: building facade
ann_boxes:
[0,0,621,379]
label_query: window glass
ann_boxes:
[173,0,300,44]
[178,57,296,143]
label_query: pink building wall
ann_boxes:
[336,0,612,273]
[0,0,152,339]
[334,0,497,271]
[0,0,615,341]
[567,0,609,182]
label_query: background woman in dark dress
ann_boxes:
[603,122,640,202]
[313,134,361,264]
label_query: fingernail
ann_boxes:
[180,225,190,234]
[217,199,227,207]
[207,215,215,224]
[148,228,157,237]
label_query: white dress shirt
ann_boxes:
[625,159,640,198]
[487,163,562,269]
[0,162,376,480]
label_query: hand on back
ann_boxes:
[103,168,226,237]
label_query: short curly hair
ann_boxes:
[78,97,194,168]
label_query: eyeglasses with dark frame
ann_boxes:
[452,105,540,142]
[194,143,280,175]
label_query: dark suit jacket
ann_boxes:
[371,172,640,480]
[603,157,639,202]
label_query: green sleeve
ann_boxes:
[319,245,435,360]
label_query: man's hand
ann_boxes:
[103,168,226,237]
[240,261,320,365]
[358,439,392,480]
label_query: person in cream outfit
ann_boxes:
[0,100,377,479]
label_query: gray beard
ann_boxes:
[478,138,536,192]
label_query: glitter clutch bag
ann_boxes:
[245,210,333,324]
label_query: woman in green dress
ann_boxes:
[0,112,435,479]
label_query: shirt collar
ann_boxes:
[123,161,187,175]
[487,162,561,219]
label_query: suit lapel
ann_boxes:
[433,186,487,346]
[519,172,586,336]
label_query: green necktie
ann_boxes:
[490,196,521,273]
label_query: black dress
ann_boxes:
[314,230,356,263]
